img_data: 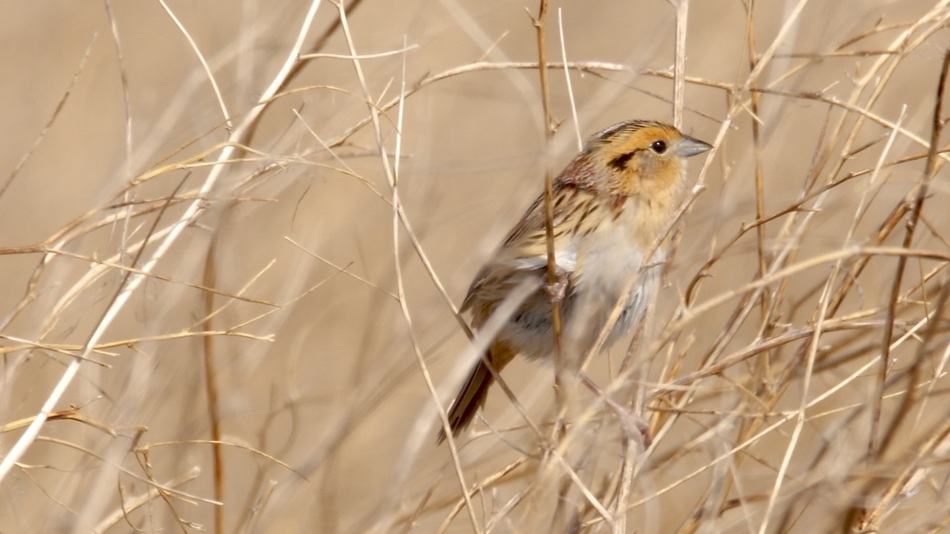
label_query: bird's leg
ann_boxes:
[581,374,652,449]
[543,264,570,304]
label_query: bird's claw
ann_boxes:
[543,265,569,303]
[617,410,653,449]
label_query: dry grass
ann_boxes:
[2,1,949,533]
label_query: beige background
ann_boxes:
[1,1,948,533]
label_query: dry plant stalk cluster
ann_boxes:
[1,1,948,533]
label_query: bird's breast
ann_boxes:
[565,198,665,346]
[572,199,665,297]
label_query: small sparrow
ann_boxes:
[439,120,711,442]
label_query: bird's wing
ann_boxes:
[461,183,600,312]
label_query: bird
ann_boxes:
[438,120,712,443]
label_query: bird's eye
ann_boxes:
[650,140,667,154]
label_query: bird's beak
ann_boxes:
[677,136,713,158]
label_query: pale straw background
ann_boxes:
[1,1,948,533]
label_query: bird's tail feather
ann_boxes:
[437,359,493,443]
[437,344,516,444]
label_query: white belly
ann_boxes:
[494,199,665,360]
[569,216,662,348]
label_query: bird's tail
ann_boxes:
[437,344,516,444]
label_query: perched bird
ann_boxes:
[439,120,711,442]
